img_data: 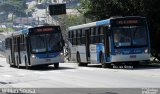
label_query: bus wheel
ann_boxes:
[100,54,106,68]
[132,62,139,68]
[54,63,59,69]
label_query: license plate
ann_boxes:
[130,55,136,58]
[46,59,51,62]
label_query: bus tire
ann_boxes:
[100,53,111,68]
[77,53,87,66]
[54,63,59,69]
[100,54,106,68]
[132,61,139,68]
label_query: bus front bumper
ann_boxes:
[30,56,64,66]
[110,53,150,62]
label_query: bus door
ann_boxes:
[9,38,14,64]
[104,26,110,62]
[85,29,90,62]
[17,36,21,64]
[11,37,16,65]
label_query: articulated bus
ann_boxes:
[68,16,151,68]
[5,26,64,69]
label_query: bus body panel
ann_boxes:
[90,45,97,63]
[70,46,77,61]
[111,53,150,62]
[78,45,87,62]
[70,46,87,62]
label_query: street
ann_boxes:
[0,56,160,89]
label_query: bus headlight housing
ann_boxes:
[115,50,121,55]
[144,49,148,53]
[60,52,63,56]
[31,54,36,59]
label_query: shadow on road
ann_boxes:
[85,63,160,70]
[87,64,102,68]
[18,66,77,71]
[134,64,160,70]
[0,65,3,67]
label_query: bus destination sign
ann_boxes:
[36,28,53,32]
[112,18,146,26]
[117,20,138,25]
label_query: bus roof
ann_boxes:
[68,16,146,31]
[12,29,29,36]
[68,19,110,31]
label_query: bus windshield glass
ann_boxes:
[113,26,148,48]
[30,33,63,53]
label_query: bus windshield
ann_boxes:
[30,33,63,53]
[113,26,148,48]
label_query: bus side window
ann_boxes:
[95,27,100,43]
[73,30,77,45]
[71,31,73,45]
[77,30,81,45]
[68,31,72,45]
[81,29,86,45]
[99,27,104,43]
[80,29,82,45]
[68,31,71,43]
[14,37,17,52]
[90,27,95,44]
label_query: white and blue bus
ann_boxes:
[5,26,64,69]
[68,16,151,68]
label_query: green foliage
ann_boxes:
[57,14,87,38]
[0,28,14,32]
[0,0,27,17]
[80,0,149,20]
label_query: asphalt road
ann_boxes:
[0,56,160,94]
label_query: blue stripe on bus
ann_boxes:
[112,48,148,55]
[21,29,29,33]
[35,52,61,58]
[96,19,110,26]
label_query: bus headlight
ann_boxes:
[115,50,121,55]
[60,53,63,56]
[31,54,36,59]
[145,49,148,53]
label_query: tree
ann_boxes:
[80,0,147,20]
[0,0,27,18]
